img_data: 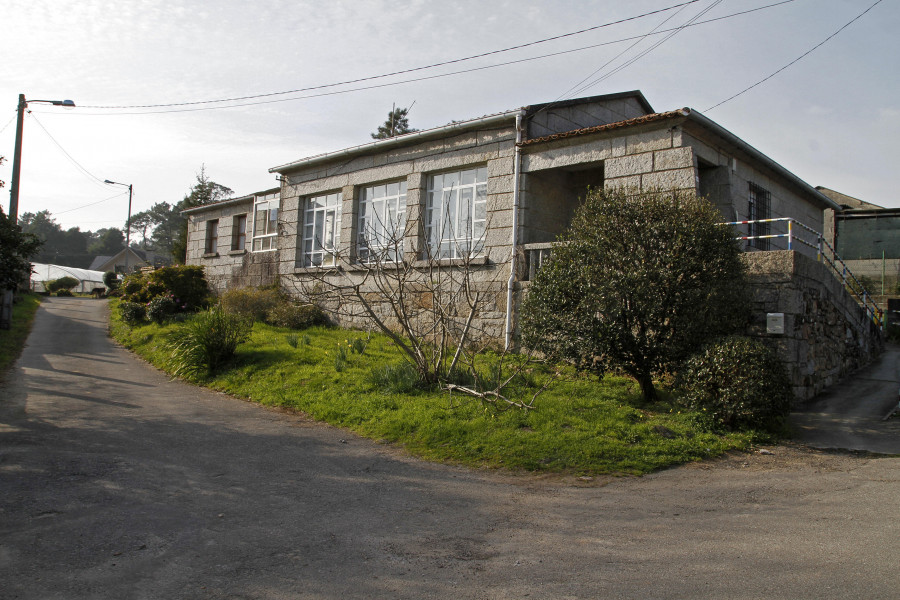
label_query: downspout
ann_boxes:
[505,110,526,350]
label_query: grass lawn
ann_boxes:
[0,293,42,382]
[109,301,757,475]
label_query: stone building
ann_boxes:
[185,91,882,399]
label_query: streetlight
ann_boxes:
[104,180,133,273]
[8,94,76,222]
[2,94,74,331]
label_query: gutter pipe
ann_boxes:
[505,110,526,350]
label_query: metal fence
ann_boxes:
[722,218,884,330]
[522,218,885,331]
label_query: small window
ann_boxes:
[358,180,407,262]
[252,192,279,252]
[302,192,342,266]
[232,214,247,251]
[205,219,219,254]
[748,183,771,250]
[425,166,488,259]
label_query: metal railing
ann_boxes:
[722,218,884,330]
[522,220,884,331]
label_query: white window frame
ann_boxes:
[357,180,407,263]
[425,166,487,260]
[252,192,279,252]
[302,191,342,267]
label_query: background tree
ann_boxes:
[521,186,749,402]
[87,228,126,256]
[371,106,418,139]
[0,205,42,290]
[19,210,94,267]
[170,167,233,263]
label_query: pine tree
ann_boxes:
[371,106,418,139]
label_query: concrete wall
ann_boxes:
[742,251,883,402]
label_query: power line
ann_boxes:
[552,0,697,103]
[568,0,726,99]
[706,0,883,112]
[53,191,129,216]
[78,1,703,110]
[27,112,110,189]
[57,0,801,117]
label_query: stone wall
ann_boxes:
[186,199,280,293]
[742,250,883,402]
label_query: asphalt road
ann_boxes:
[790,344,900,454]
[1,297,898,600]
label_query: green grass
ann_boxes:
[109,300,755,475]
[0,294,42,381]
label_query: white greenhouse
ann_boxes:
[30,263,108,294]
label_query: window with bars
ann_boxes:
[232,214,247,251]
[302,191,342,267]
[252,192,279,252]
[204,219,219,254]
[748,182,771,250]
[358,180,407,262]
[425,166,487,260]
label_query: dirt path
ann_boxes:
[1,297,898,599]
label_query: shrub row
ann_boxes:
[219,286,328,330]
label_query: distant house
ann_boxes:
[89,248,172,274]
[819,186,899,291]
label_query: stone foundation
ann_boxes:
[743,250,884,402]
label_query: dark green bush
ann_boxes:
[121,266,211,312]
[147,294,177,324]
[119,301,147,325]
[55,289,74,297]
[677,336,793,432]
[266,302,329,330]
[103,271,120,290]
[46,276,79,293]
[166,306,252,378]
[220,286,284,322]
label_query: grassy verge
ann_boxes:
[109,301,755,475]
[0,294,42,381]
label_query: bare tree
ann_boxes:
[285,203,550,410]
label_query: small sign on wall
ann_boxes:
[767,313,785,335]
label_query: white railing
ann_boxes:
[722,218,884,330]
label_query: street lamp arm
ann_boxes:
[8,93,76,223]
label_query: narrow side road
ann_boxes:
[791,344,900,454]
[1,297,898,600]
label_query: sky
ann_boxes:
[1,0,897,234]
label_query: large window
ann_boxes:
[748,183,771,250]
[358,180,407,262]
[252,192,279,252]
[204,219,219,254]
[302,191,342,266]
[425,166,487,259]
[232,214,247,251]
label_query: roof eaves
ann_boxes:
[269,109,522,174]
[683,110,841,212]
[518,108,689,146]
[181,193,255,215]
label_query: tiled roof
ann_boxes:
[518,108,690,146]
